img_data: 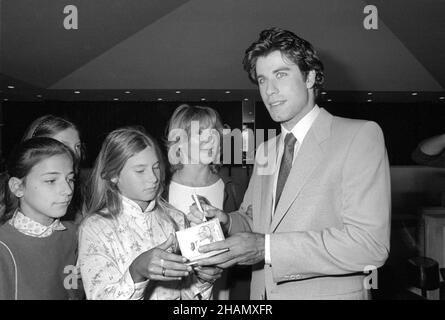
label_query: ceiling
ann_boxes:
[1,0,444,103]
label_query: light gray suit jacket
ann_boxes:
[229,108,391,300]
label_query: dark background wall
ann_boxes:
[1,101,242,167]
[255,101,445,166]
[2,101,445,166]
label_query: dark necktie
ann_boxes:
[275,133,297,209]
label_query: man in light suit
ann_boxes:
[189,27,391,299]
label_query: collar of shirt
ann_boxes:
[280,105,320,145]
[9,210,66,238]
[121,195,156,218]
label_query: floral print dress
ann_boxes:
[77,196,212,300]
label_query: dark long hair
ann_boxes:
[0,137,74,224]
[243,27,325,97]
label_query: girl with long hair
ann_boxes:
[78,127,220,300]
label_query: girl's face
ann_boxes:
[16,154,74,226]
[187,126,220,166]
[52,128,82,160]
[116,146,160,209]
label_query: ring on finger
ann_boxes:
[162,267,166,277]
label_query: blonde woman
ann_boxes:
[166,104,249,300]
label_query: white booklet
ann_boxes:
[176,218,228,266]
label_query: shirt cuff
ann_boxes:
[192,278,213,300]
[226,214,233,234]
[265,233,271,265]
[133,280,149,299]
[124,268,148,300]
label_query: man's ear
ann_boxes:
[8,177,24,198]
[305,70,316,89]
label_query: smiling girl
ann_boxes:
[0,137,82,299]
[165,104,249,300]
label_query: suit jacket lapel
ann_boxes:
[269,108,332,232]
[260,167,275,232]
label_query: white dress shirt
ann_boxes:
[265,105,320,264]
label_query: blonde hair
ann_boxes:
[165,104,224,173]
[85,127,177,228]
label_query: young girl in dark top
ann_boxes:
[0,137,83,299]
[22,115,85,222]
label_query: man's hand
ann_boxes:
[193,266,223,283]
[195,232,265,268]
[188,202,230,232]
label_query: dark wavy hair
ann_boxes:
[0,137,74,224]
[243,27,325,97]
